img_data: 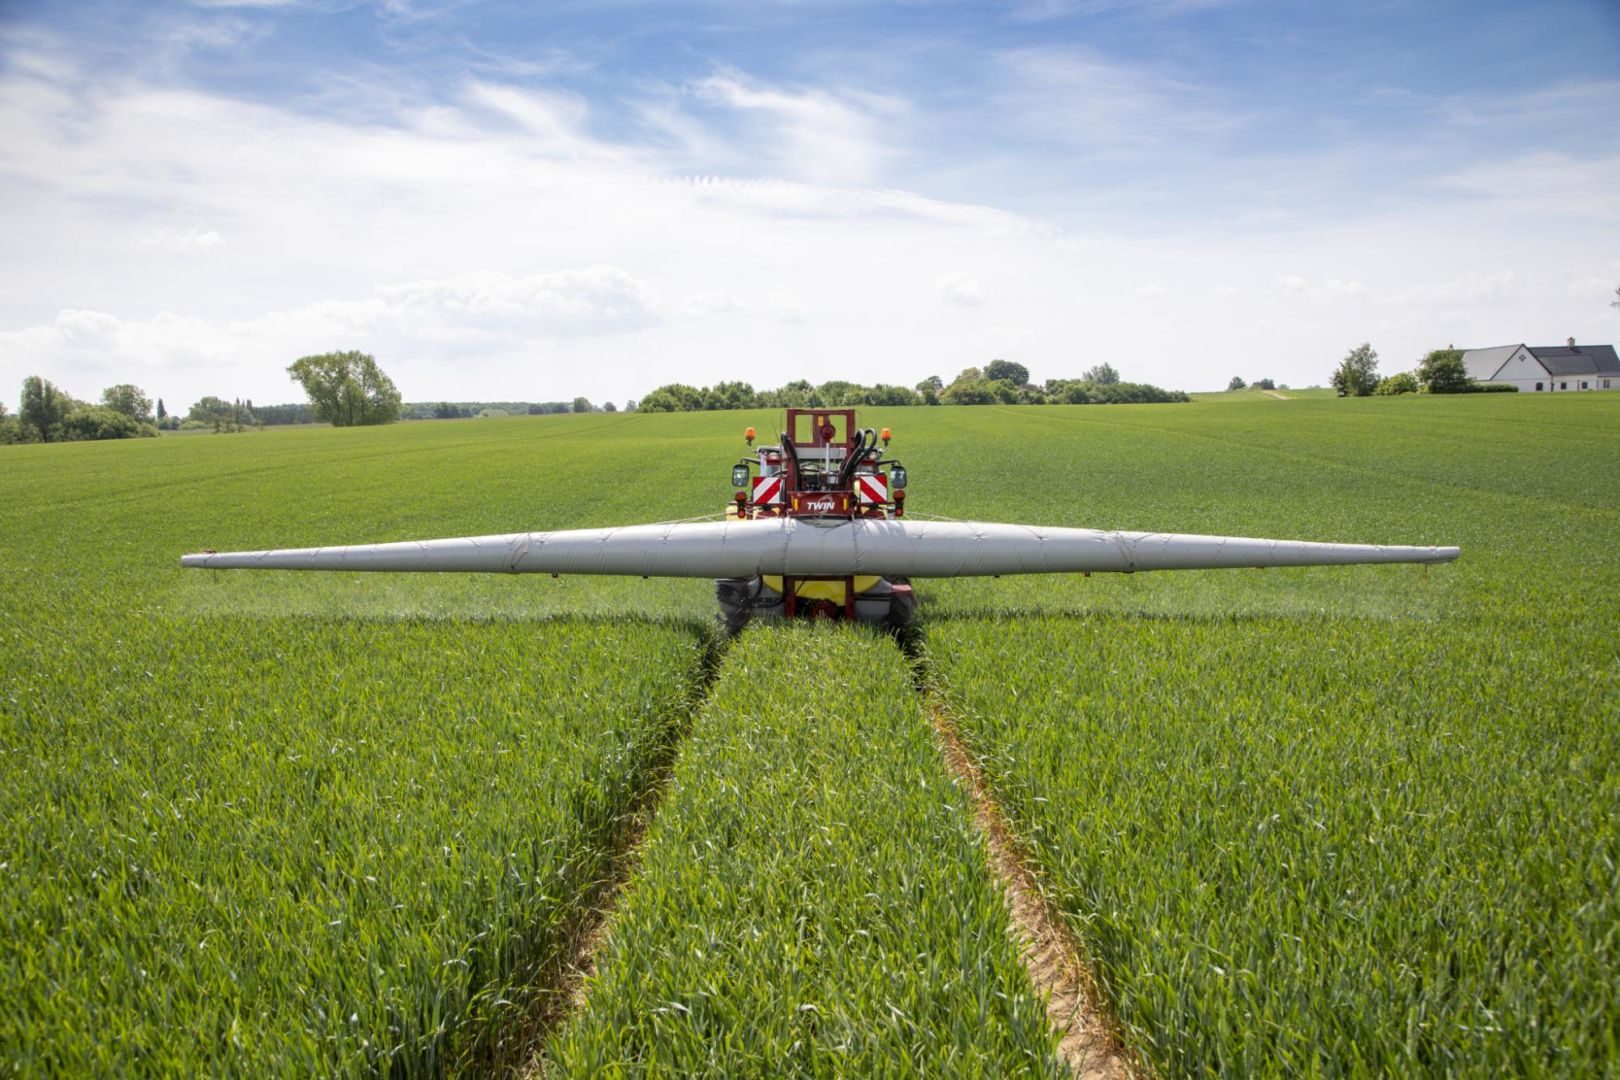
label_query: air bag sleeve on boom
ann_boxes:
[181,519,1460,578]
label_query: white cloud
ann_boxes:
[463,82,605,159]
[1,42,1616,407]
[1382,272,1518,309]
[1434,152,1620,223]
[0,266,737,397]
[377,266,665,332]
[1008,0,1232,19]
[1273,275,1366,300]
[690,70,898,185]
[938,273,985,306]
[1564,261,1620,299]
[140,227,225,253]
[991,47,1246,154]
[1438,79,1620,133]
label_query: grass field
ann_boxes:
[547,624,1060,1076]
[3,393,1617,1075]
[1,417,720,1074]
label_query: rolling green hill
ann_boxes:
[3,393,1616,1075]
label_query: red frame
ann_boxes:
[783,575,857,619]
[738,408,893,522]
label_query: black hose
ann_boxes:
[837,427,876,488]
[780,432,800,486]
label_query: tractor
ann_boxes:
[716,408,915,631]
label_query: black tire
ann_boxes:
[715,578,754,635]
[885,577,918,628]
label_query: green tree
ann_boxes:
[571,396,593,413]
[1044,379,1094,404]
[814,381,866,407]
[156,398,167,421]
[287,351,401,427]
[188,396,233,423]
[638,384,704,412]
[1375,371,1420,396]
[602,401,617,413]
[1082,363,1120,385]
[990,379,1021,404]
[984,359,1030,387]
[20,376,70,442]
[861,383,922,406]
[703,382,757,410]
[1228,376,1247,391]
[100,383,154,423]
[61,406,152,441]
[940,376,997,405]
[1416,348,1472,394]
[1331,343,1380,397]
[762,379,814,408]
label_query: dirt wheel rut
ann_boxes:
[903,633,1137,1079]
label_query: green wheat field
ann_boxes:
[3,394,1616,1076]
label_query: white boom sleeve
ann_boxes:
[181,519,1459,577]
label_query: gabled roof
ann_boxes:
[1528,344,1620,377]
[1460,344,1518,381]
[1459,343,1620,380]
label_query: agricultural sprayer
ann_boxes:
[183,407,1459,628]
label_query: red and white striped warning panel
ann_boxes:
[752,475,784,505]
[856,474,888,504]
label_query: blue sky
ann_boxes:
[1,0,1616,406]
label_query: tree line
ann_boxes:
[1330,345,1517,398]
[637,360,1189,412]
[1,377,165,443]
[1,352,406,444]
[1226,376,1283,392]
[406,397,615,419]
[0,377,305,443]
[3,352,1189,446]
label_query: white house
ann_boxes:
[1461,339,1620,393]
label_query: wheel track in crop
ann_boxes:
[901,632,1138,1080]
[516,626,729,1077]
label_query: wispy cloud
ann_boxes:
[688,69,903,185]
[2,2,1618,407]
[1275,275,1366,300]
[1434,151,1620,223]
[990,46,1247,155]
[463,81,611,159]
[1437,78,1620,136]
[139,227,226,253]
[183,0,304,8]
[937,273,985,306]
[1008,0,1233,21]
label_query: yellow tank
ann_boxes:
[762,575,882,602]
